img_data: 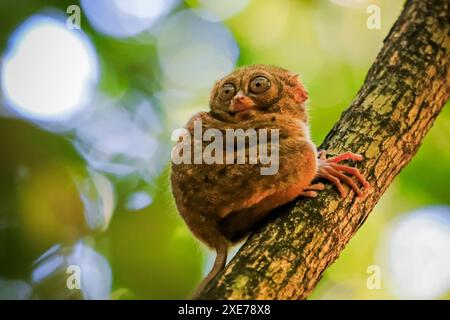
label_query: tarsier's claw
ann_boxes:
[317,151,369,197]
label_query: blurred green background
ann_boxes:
[0,0,449,300]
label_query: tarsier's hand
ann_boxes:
[317,150,369,197]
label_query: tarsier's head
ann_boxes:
[209,64,308,122]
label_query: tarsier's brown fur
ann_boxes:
[170,65,368,297]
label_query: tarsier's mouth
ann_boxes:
[229,96,256,114]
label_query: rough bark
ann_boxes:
[197,0,450,300]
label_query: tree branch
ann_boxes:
[197,0,450,300]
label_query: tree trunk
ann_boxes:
[197,0,450,300]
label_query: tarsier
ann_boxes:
[171,64,369,297]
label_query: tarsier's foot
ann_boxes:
[317,150,369,197]
[299,183,325,198]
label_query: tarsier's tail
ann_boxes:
[191,241,228,299]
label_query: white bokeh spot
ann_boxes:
[380,206,450,299]
[1,15,98,121]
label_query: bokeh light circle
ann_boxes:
[74,97,165,179]
[381,206,450,299]
[1,15,98,121]
[81,0,179,38]
[157,10,239,92]
[126,191,153,211]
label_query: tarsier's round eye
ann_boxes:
[249,76,271,94]
[219,83,236,100]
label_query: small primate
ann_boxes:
[170,64,369,297]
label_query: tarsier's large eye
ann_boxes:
[249,76,271,94]
[219,83,236,101]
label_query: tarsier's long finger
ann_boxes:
[328,152,363,163]
[332,164,369,188]
[328,168,363,197]
[299,190,318,198]
[319,171,346,197]
[304,183,325,191]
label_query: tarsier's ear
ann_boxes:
[288,73,308,105]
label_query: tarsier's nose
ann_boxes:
[230,91,255,113]
[234,92,246,101]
